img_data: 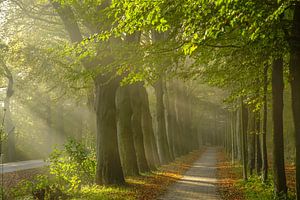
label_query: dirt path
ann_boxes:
[158,147,220,200]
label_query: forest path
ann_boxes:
[158,147,220,200]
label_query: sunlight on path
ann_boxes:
[158,147,220,200]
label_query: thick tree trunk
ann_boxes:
[94,76,125,185]
[52,2,125,185]
[140,86,160,169]
[289,3,300,199]
[154,79,172,164]
[116,86,139,176]
[272,58,287,196]
[130,84,150,173]
[262,64,269,182]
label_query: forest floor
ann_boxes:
[157,147,220,200]
[73,149,205,200]
[217,151,296,200]
[1,150,205,199]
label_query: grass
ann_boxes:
[71,185,136,200]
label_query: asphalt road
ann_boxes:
[0,160,47,173]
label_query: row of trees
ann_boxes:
[106,0,300,199]
[3,0,300,199]
[0,0,226,187]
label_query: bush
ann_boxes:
[48,138,96,193]
[10,139,96,199]
[11,175,66,200]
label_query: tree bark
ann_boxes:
[130,84,150,173]
[248,111,256,176]
[255,112,262,175]
[140,86,160,169]
[169,84,183,157]
[272,57,287,196]
[236,110,242,161]
[230,112,236,164]
[95,76,125,184]
[289,3,300,199]
[241,98,248,180]
[116,85,139,176]
[163,81,175,160]
[262,64,269,182]
[154,79,172,164]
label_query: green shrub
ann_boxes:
[11,175,66,200]
[10,139,96,199]
[48,138,96,193]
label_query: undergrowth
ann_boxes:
[236,175,296,200]
[7,139,202,200]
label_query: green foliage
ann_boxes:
[11,175,65,200]
[48,138,96,193]
[236,175,295,200]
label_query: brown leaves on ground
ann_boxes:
[286,165,296,194]
[1,167,48,190]
[127,150,203,200]
[216,150,244,200]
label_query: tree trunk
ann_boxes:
[3,65,15,162]
[52,2,125,185]
[154,79,172,164]
[241,98,248,180]
[236,110,242,161]
[94,76,125,185]
[262,64,269,182]
[116,85,139,176]
[163,81,175,160]
[289,3,300,199]
[231,112,235,164]
[130,84,150,173]
[255,112,262,175]
[140,86,160,169]
[169,84,183,157]
[272,58,287,196]
[248,111,256,176]
[174,90,187,155]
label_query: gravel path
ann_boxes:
[158,147,220,200]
